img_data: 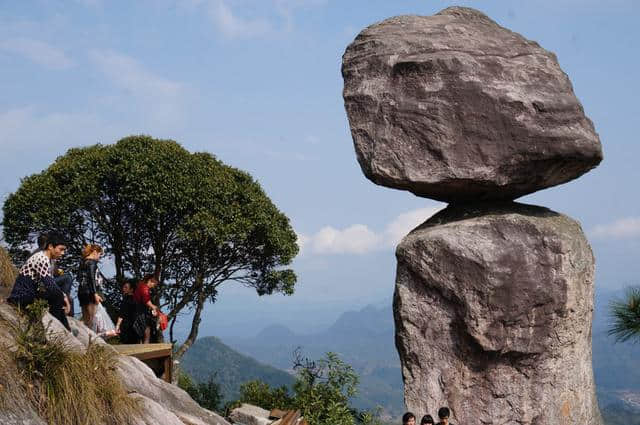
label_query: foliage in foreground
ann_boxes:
[178,371,223,412]
[4,300,139,425]
[608,286,640,343]
[230,351,384,425]
[2,135,299,358]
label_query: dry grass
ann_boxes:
[37,341,140,425]
[3,300,141,425]
[0,246,18,295]
[0,341,34,416]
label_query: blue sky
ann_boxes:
[1,0,639,338]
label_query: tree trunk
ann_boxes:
[174,275,206,360]
[169,314,178,344]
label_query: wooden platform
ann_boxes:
[114,343,173,382]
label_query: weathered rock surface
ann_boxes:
[342,7,602,202]
[117,355,229,425]
[228,403,273,425]
[394,202,601,424]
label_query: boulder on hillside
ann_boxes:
[394,202,602,424]
[228,403,272,425]
[342,7,602,202]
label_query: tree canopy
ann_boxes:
[2,135,299,356]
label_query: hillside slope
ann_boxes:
[181,336,295,402]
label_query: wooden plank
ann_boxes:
[113,343,172,360]
[270,409,287,419]
[279,410,301,425]
[162,355,173,383]
[113,343,173,383]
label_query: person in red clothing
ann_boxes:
[133,274,159,343]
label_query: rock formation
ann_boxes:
[342,7,602,203]
[0,301,230,425]
[342,6,603,425]
[394,202,600,423]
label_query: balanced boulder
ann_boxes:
[393,202,601,424]
[342,7,602,202]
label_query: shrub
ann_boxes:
[237,379,294,411]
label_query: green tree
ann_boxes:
[235,379,294,411]
[292,351,359,425]
[2,136,298,357]
[228,351,385,425]
[355,408,385,425]
[609,287,640,343]
[177,371,223,412]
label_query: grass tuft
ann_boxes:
[6,299,140,425]
[0,246,18,296]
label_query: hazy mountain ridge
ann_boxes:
[214,303,403,416]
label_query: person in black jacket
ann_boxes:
[78,244,105,328]
[115,280,143,344]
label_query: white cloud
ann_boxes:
[274,0,327,31]
[88,49,187,127]
[309,224,381,254]
[298,205,444,255]
[176,0,325,39]
[89,49,183,99]
[209,0,272,39]
[0,37,73,69]
[591,217,640,240]
[384,206,443,247]
[0,106,111,153]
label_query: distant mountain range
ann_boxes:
[181,286,640,422]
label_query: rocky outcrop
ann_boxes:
[227,405,309,425]
[394,202,600,423]
[0,301,230,425]
[342,7,602,203]
[118,355,228,425]
[342,6,603,425]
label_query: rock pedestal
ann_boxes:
[394,203,601,424]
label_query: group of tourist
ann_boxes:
[7,231,162,344]
[403,407,455,425]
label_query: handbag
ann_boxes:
[157,312,168,331]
